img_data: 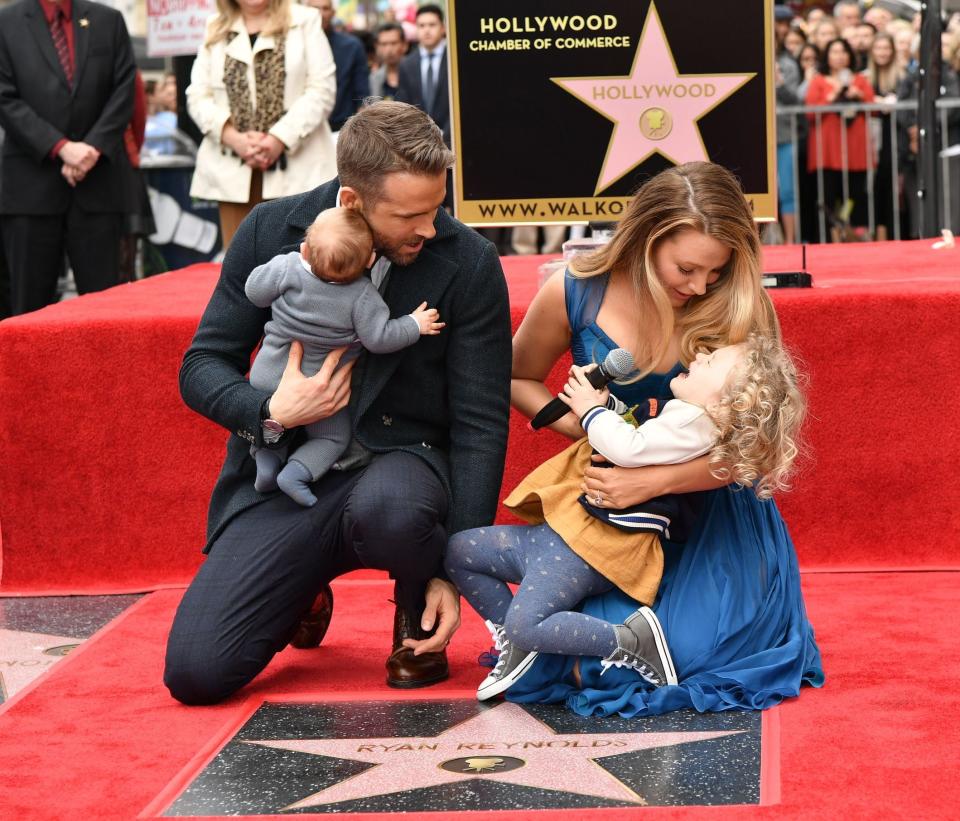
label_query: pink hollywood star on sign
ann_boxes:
[552,3,756,193]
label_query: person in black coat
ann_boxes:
[0,0,135,315]
[164,101,513,704]
[396,5,452,211]
[396,4,450,145]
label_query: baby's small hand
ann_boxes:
[411,301,446,335]
[557,365,610,419]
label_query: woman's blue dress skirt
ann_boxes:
[506,484,824,717]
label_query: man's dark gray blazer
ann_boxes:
[0,0,135,216]
[180,178,513,551]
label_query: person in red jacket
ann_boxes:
[805,37,876,241]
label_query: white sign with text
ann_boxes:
[147,0,216,58]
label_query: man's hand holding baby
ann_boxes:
[268,342,355,428]
[557,364,610,420]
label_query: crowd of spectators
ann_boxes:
[0,0,587,317]
[4,1,960,317]
[774,1,960,243]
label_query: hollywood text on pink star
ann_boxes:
[552,3,755,193]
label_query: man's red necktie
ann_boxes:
[50,8,73,87]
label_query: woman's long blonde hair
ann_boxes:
[205,0,291,46]
[708,333,806,499]
[571,161,778,378]
[866,33,904,95]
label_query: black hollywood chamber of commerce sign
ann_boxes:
[447,0,776,224]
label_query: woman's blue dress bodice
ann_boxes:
[505,271,824,717]
[566,271,685,405]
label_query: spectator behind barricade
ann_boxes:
[797,43,822,242]
[775,4,802,244]
[0,0,135,316]
[943,29,959,65]
[797,43,820,101]
[889,20,918,72]
[841,24,860,62]
[811,17,840,53]
[774,4,793,53]
[864,5,894,34]
[187,0,336,250]
[852,22,876,71]
[306,0,370,134]
[805,38,876,242]
[145,72,180,156]
[864,32,904,240]
[370,22,406,100]
[833,0,861,32]
[940,29,960,146]
[785,25,808,59]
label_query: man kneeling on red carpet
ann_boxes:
[163,101,512,703]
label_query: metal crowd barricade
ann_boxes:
[778,98,960,243]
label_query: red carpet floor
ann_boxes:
[0,572,957,819]
[1,241,959,593]
[1,244,957,816]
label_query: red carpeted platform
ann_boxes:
[0,241,958,593]
[0,573,957,819]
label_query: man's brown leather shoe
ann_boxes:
[288,583,334,649]
[385,604,449,688]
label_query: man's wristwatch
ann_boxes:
[261,416,285,445]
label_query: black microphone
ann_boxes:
[528,348,635,431]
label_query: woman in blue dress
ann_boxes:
[467,162,823,717]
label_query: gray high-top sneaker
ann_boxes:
[476,620,539,701]
[602,606,678,686]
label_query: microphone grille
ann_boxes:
[604,348,636,380]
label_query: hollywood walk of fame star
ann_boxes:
[245,702,744,810]
[0,628,80,701]
[551,2,756,193]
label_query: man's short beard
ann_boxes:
[371,227,422,267]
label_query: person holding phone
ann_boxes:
[804,38,875,241]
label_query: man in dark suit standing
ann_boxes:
[164,101,512,704]
[308,0,371,133]
[0,0,135,315]
[396,4,450,146]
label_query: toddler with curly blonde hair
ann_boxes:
[446,332,805,701]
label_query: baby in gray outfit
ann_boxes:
[245,207,443,506]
